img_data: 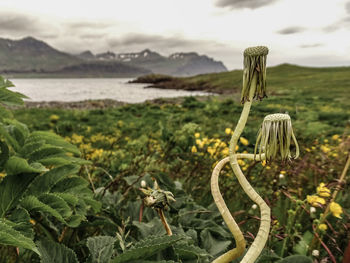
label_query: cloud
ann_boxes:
[215,0,278,9]
[66,21,113,30]
[0,11,40,33]
[277,26,306,35]
[299,43,323,48]
[323,16,350,32]
[346,2,350,14]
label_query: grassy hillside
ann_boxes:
[134,63,350,107]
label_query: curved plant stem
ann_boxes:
[211,154,266,263]
[229,71,271,263]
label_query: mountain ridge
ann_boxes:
[0,36,227,77]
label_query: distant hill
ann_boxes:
[0,36,228,77]
[82,49,227,76]
[0,37,81,71]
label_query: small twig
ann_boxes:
[85,165,95,192]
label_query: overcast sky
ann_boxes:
[1,0,350,69]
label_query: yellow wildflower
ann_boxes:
[207,147,215,156]
[49,114,60,122]
[329,202,343,218]
[316,183,331,197]
[0,172,6,178]
[194,132,200,138]
[29,219,36,225]
[221,147,229,156]
[318,223,327,231]
[280,171,286,175]
[235,145,239,151]
[305,148,311,152]
[225,128,232,135]
[239,137,249,146]
[324,139,328,143]
[332,153,338,158]
[238,159,245,166]
[191,146,197,153]
[321,145,330,153]
[307,195,326,206]
[332,134,339,140]
[261,160,266,166]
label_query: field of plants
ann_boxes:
[0,61,349,263]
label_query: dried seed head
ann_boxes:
[254,113,299,162]
[241,46,269,104]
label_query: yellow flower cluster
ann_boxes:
[318,223,327,231]
[307,182,343,219]
[0,172,6,178]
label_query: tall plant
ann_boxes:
[211,47,299,263]
[0,76,100,261]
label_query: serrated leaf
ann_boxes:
[24,164,80,197]
[173,242,211,260]
[0,172,36,217]
[27,131,80,156]
[200,229,231,256]
[37,239,78,263]
[8,207,34,239]
[4,119,30,146]
[28,145,66,163]
[5,156,48,176]
[0,123,20,151]
[20,195,67,223]
[38,193,72,219]
[0,220,39,254]
[111,234,184,263]
[293,231,313,256]
[277,255,312,263]
[87,236,116,263]
[0,140,9,169]
[0,87,27,106]
[51,176,89,193]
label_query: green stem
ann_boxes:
[229,71,271,263]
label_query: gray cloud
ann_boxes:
[277,26,306,35]
[299,43,323,48]
[323,16,350,32]
[215,0,277,9]
[346,2,350,13]
[66,21,112,30]
[0,11,40,33]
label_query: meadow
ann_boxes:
[0,63,349,262]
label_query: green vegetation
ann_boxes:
[0,62,349,262]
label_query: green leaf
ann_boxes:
[27,131,80,155]
[111,234,184,263]
[38,193,72,219]
[4,119,30,146]
[5,156,48,176]
[293,231,313,255]
[0,220,39,254]
[51,176,89,193]
[24,164,80,196]
[0,172,36,217]
[86,236,116,263]
[8,207,34,239]
[200,229,231,256]
[0,123,20,151]
[0,87,27,106]
[0,140,9,169]
[37,239,78,263]
[277,255,312,263]
[173,242,211,260]
[20,195,67,223]
[28,145,66,163]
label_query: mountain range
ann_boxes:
[0,37,227,77]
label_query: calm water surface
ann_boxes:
[9,78,211,103]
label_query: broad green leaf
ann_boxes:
[87,236,116,263]
[0,123,20,151]
[51,176,89,193]
[293,231,313,255]
[0,172,36,217]
[28,145,66,163]
[173,242,211,260]
[0,140,9,169]
[277,255,312,263]
[20,140,45,156]
[0,220,39,255]
[4,119,29,146]
[200,229,231,256]
[20,195,66,223]
[5,156,48,176]
[8,207,34,239]
[37,239,78,263]
[0,87,27,106]
[24,164,80,196]
[27,131,80,155]
[112,235,184,263]
[38,193,72,219]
